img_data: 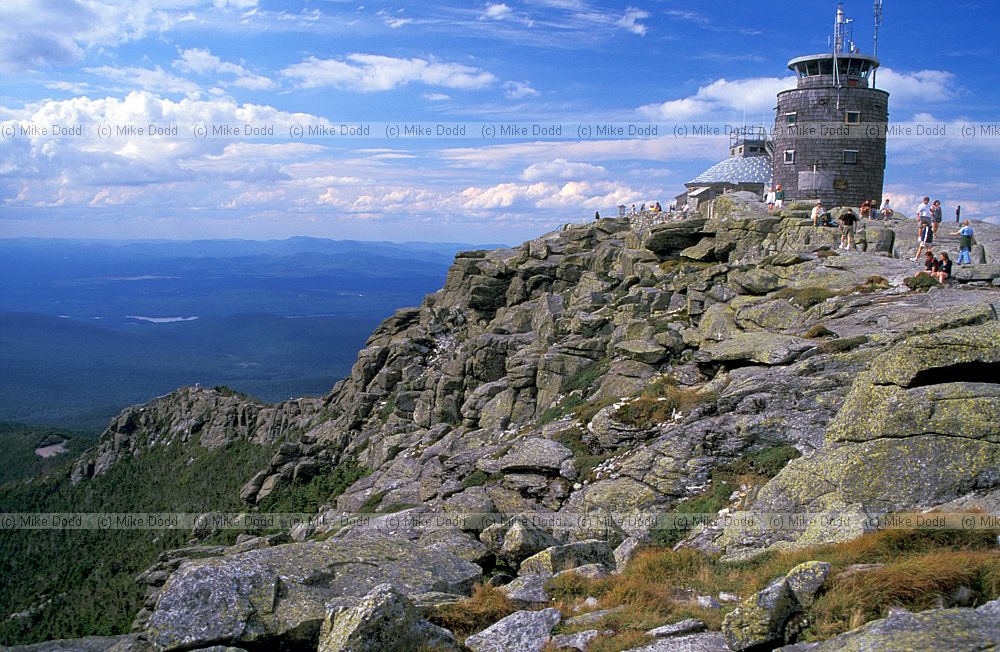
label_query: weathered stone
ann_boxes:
[647,618,706,638]
[519,540,616,575]
[480,517,559,565]
[464,608,561,652]
[615,339,670,364]
[498,437,574,475]
[621,631,729,651]
[146,538,480,651]
[698,332,814,366]
[549,630,602,651]
[788,600,1000,651]
[499,574,551,607]
[317,583,458,652]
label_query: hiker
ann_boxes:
[916,250,939,276]
[839,208,858,250]
[931,200,943,235]
[932,252,952,283]
[765,187,776,212]
[860,200,871,220]
[915,196,932,227]
[774,184,784,209]
[595,210,600,220]
[913,218,934,261]
[951,220,974,265]
[811,200,825,226]
[880,198,894,219]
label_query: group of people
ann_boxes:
[809,201,860,250]
[764,184,785,212]
[912,196,975,271]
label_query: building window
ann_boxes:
[844,150,859,164]
[785,112,797,125]
[784,150,795,164]
[845,111,861,124]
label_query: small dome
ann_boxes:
[688,156,773,186]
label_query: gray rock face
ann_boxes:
[722,561,830,651]
[519,540,616,575]
[622,631,729,651]
[783,600,1000,651]
[480,516,560,565]
[465,608,562,652]
[146,538,480,651]
[318,583,458,652]
[499,574,551,607]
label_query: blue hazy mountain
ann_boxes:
[0,238,502,430]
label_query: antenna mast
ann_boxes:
[873,0,884,87]
[831,3,855,87]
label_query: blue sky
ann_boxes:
[1,0,998,243]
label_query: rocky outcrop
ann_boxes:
[27,212,1000,652]
[145,538,480,651]
[464,608,562,652]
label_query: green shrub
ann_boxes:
[903,274,939,291]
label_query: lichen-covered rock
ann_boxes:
[318,583,458,652]
[787,600,1000,651]
[464,608,562,652]
[698,332,814,366]
[722,561,830,651]
[518,540,615,575]
[614,339,670,364]
[499,574,551,607]
[145,538,480,651]
[498,437,574,475]
[480,516,560,565]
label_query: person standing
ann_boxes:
[765,187,776,212]
[839,208,858,250]
[913,219,934,261]
[915,197,932,226]
[951,220,974,265]
[931,200,943,235]
[774,184,784,209]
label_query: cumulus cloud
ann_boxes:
[281,54,496,91]
[504,81,540,99]
[875,68,955,106]
[521,159,608,181]
[639,76,796,120]
[460,179,651,212]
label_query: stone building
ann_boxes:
[676,130,773,212]
[771,3,889,207]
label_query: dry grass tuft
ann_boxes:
[427,584,519,638]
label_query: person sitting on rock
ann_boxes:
[916,250,939,277]
[811,201,825,226]
[932,252,952,283]
[880,198,894,219]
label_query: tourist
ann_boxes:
[595,211,600,220]
[860,200,871,220]
[654,201,662,212]
[932,252,952,283]
[631,204,636,214]
[916,250,938,276]
[765,187,776,212]
[913,218,934,261]
[915,196,931,228]
[931,199,943,235]
[839,208,858,250]
[880,198,894,219]
[811,200,825,226]
[640,203,646,213]
[774,184,784,209]
[952,219,974,265]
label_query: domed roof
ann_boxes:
[687,155,773,186]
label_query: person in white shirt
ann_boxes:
[811,201,825,226]
[915,197,931,226]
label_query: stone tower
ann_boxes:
[771,2,889,208]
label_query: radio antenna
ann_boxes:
[873,0,884,87]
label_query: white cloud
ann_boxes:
[521,159,608,181]
[504,81,540,99]
[423,92,451,101]
[460,179,652,212]
[616,8,649,35]
[281,54,496,92]
[639,76,796,120]
[482,3,513,20]
[173,48,276,91]
[875,68,955,106]
[83,66,201,96]
[377,9,413,28]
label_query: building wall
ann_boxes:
[772,83,889,208]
